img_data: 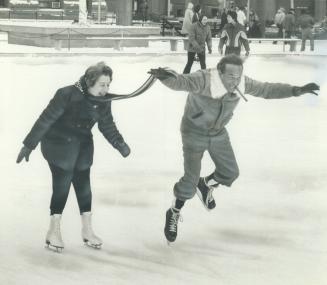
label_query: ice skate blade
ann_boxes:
[84,240,102,249]
[196,189,213,212]
[45,241,64,253]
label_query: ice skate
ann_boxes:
[45,214,64,253]
[164,207,182,244]
[81,212,102,249]
[197,177,217,211]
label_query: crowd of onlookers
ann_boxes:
[180,3,324,54]
[177,3,324,74]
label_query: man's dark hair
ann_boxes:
[217,54,243,73]
[84,61,113,88]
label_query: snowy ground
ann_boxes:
[0,52,327,285]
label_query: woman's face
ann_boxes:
[227,15,234,23]
[88,75,111,96]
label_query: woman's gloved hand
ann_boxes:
[114,140,131,158]
[16,146,32,163]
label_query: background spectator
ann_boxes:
[298,9,315,51]
[181,2,194,35]
[247,9,261,38]
[192,4,201,23]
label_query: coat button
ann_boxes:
[67,138,72,142]
[77,124,81,128]
[93,105,98,109]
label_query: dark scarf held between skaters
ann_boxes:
[75,75,157,103]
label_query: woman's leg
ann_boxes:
[49,164,74,215]
[72,168,92,214]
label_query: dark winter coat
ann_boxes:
[188,21,212,53]
[23,78,124,171]
[283,13,296,33]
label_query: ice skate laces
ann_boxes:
[204,177,219,203]
[169,209,183,233]
[52,219,63,243]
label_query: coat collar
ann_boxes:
[209,68,245,99]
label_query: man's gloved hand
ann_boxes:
[114,140,131,158]
[148,68,173,80]
[293,83,320,96]
[208,48,212,54]
[245,51,250,56]
[16,146,32,163]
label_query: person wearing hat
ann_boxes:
[16,62,131,252]
[183,15,212,74]
[218,10,250,56]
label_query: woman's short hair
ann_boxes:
[217,54,243,73]
[193,4,201,13]
[84,62,113,88]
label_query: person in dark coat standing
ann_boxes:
[192,4,201,23]
[16,62,130,251]
[219,8,228,33]
[298,9,315,51]
[183,15,212,74]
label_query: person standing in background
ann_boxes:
[283,9,296,51]
[236,6,246,27]
[219,8,228,32]
[274,8,286,38]
[183,15,212,74]
[247,9,261,38]
[181,2,194,36]
[192,4,202,23]
[298,9,315,51]
[140,0,149,24]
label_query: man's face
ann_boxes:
[201,16,208,25]
[220,64,243,92]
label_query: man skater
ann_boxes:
[149,55,319,243]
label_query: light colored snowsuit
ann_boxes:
[161,68,296,200]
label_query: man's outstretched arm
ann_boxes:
[245,76,320,99]
[148,68,206,93]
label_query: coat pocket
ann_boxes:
[191,110,204,119]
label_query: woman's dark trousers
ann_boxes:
[49,164,92,215]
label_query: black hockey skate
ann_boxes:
[164,207,182,244]
[197,177,216,210]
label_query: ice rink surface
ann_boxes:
[0,54,327,285]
